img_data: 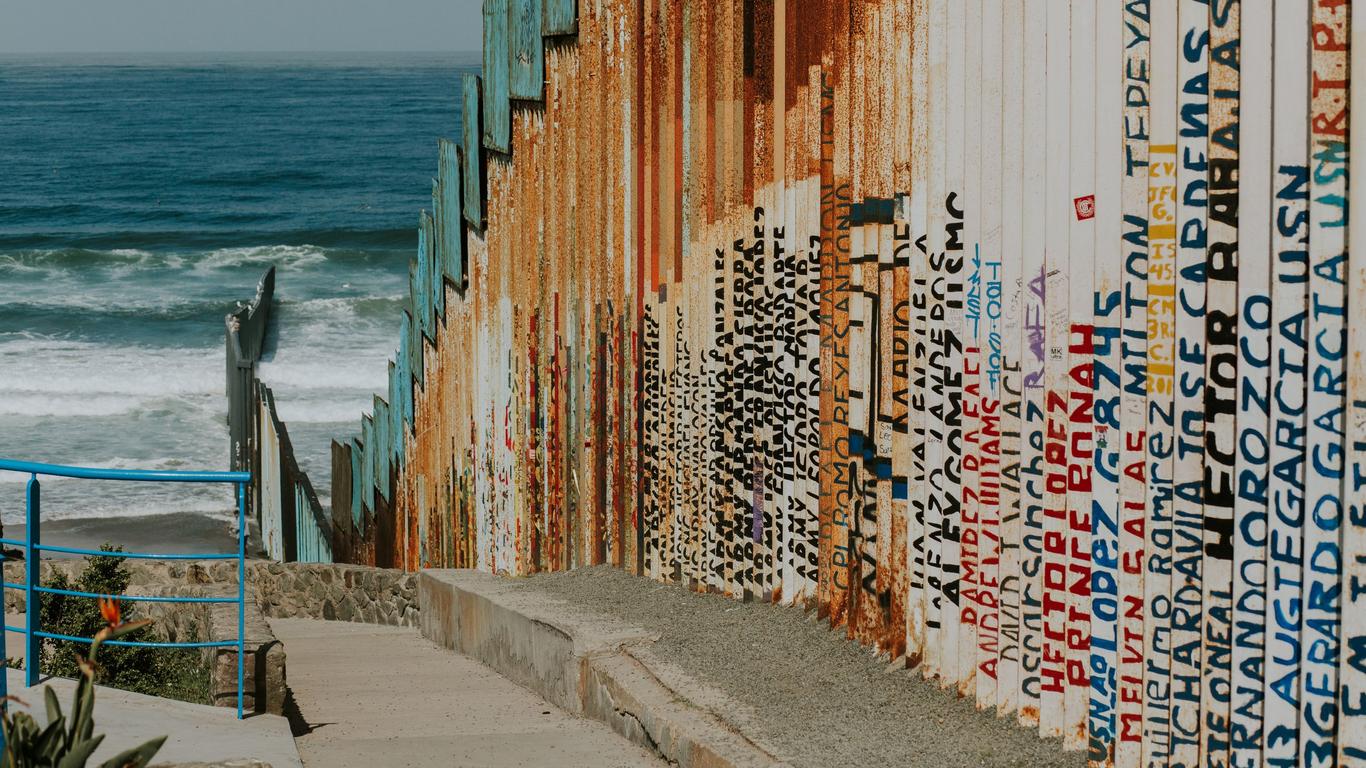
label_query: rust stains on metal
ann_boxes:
[303,1,1366,759]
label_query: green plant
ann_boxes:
[37,548,210,704]
[1,598,165,767]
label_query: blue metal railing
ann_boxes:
[0,459,250,719]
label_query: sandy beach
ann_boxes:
[2,512,240,560]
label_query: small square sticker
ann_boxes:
[1074,194,1096,221]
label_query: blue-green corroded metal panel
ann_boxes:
[387,360,405,471]
[361,414,375,514]
[369,400,383,506]
[294,483,332,563]
[462,75,485,229]
[482,0,511,154]
[420,209,441,335]
[349,437,363,530]
[398,312,416,424]
[509,0,544,101]
[374,396,391,502]
[431,179,446,319]
[437,138,466,289]
[413,223,434,342]
[542,0,576,36]
[405,288,424,390]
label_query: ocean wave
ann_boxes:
[267,399,388,424]
[0,456,200,484]
[273,294,406,324]
[0,242,402,276]
[0,227,414,253]
[0,337,388,424]
[0,394,165,418]
[192,244,330,272]
[0,296,241,320]
[0,341,222,397]
[255,356,389,394]
[0,497,240,525]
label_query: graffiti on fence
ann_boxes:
[241,1,1366,763]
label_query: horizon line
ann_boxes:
[0,49,482,56]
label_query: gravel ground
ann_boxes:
[518,566,1084,768]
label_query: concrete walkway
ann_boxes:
[4,669,301,767]
[269,617,663,768]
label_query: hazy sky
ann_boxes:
[0,0,483,54]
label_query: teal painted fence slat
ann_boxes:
[398,312,415,425]
[349,437,363,531]
[361,414,375,515]
[462,75,485,229]
[387,361,403,472]
[430,180,446,319]
[374,396,390,503]
[295,483,332,563]
[542,0,576,36]
[408,260,427,388]
[482,0,511,153]
[370,398,383,506]
[407,293,424,389]
[437,138,466,288]
[414,224,433,342]
[509,0,544,101]
[421,210,440,336]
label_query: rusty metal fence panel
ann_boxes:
[313,1,1366,763]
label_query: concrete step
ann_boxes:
[418,569,785,768]
[268,617,662,768]
[4,669,300,768]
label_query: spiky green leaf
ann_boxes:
[95,735,164,768]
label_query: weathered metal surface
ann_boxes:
[258,395,283,561]
[1264,5,1311,764]
[1343,6,1366,766]
[1167,0,1202,761]
[509,0,545,101]
[462,75,486,229]
[1232,8,1272,766]
[483,0,512,154]
[1088,1,1123,760]
[542,0,576,36]
[417,211,437,341]
[226,269,334,564]
[225,266,275,476]
[254,384,333,564]
[1302,3,1349,766]
[303,0,1366,760]
[437,138,466,290]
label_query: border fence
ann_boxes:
[248,1,1366,765]
[226,268,333,564]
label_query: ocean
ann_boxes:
[0,52,476,544]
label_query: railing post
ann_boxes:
[237,481,246,719]
[24,475,39,688]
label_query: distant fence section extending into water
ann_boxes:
[235,1,1366,765]
[226,268,332,564]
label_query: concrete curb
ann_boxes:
[419,570,786,768]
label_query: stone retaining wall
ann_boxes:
[250,562,418,627]
[2,559,417,716]
[3,560,419,628]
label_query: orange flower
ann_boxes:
[97,597,122,628]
